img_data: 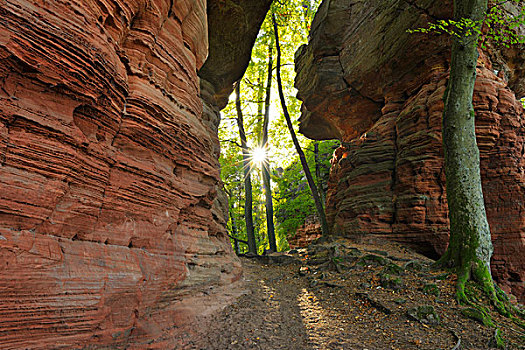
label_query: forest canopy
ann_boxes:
[218,0,338,253]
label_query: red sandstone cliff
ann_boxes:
[288,215,322,249]
[0,0,270,348]
[295,0,525,300]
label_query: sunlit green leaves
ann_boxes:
[273,140,337,239]
[484,0,525,47]
[219,0,322,253]
[407,18,483,39]
[407,0,525,48]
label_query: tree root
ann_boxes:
[355,292,393,315]
[450,329,461,350]
[435,254,525,337]
[493,328,505,349]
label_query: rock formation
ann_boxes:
[0,0,270,348]
[288,215,322,249]
[199,0,274,110]
[295,0,525,299]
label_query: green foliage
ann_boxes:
[273,140,337,239]
[485,0,525,47]
[407,17,483,38]
[219,0,323,253]
[274,160,314,235]
[407,0,525,48]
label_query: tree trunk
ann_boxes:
[229,204,240,255]
[235,83,257,255]
[262,43,277,252]
[224,186,248,254]
[314,142,326,203]
[273,14,330,236]
[440,0,497,304]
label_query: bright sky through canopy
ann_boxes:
[250,146,267,166]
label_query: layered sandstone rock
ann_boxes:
[199,0,274,110]
[295,0,525,299]
[288,215,322,249]
[0,0,269,347]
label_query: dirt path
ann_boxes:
[179,258,360,349]
[176,240,523,350]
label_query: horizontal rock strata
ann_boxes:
[288,215,322,249]
[295,0,525,299]
[0,0,248,348]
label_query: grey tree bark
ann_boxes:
[439,0,500,306]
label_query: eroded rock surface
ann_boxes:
[199,0,273,109]
[0,0,252,348]
[295,0,525,299]
[288,215,322,249]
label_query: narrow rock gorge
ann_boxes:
[0,0,269,348]
[1,0,524,347]
[295,0,525,300]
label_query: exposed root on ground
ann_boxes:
[435,252,525,349]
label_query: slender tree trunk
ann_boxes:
[224,187,248,254]
[256,68,265,138]
[262,43,277,252]
[272,14,330,236]
[229,205,240,255]
[235,83,257,254]
[314,141,326,203]
[439,0,498,304]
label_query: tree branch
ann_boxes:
[220,139,243,148]
[227,233,248,245]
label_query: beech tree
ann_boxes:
[261,43,278,252]
[436,0,524,316]
[439,0,495,305]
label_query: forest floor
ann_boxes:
[177,237,524,350]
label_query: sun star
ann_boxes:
[251,147,266,166]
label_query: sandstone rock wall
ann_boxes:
[199,0,273,110]
[288,215,322,249]
[295,0,525,299]
[0,0,247,348]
